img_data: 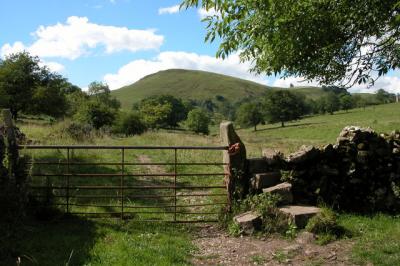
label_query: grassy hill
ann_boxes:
[112,69,273,109]
[111,68,378,110]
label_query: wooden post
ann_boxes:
[220,122,247,209]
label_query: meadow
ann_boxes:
[3,103,400,265]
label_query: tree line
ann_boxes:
[0,52,397,137]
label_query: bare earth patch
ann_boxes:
[191,225,354,265]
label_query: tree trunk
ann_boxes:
[281,121,285,127]
[254,124,257,131]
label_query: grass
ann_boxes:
[339,214,400,266]
[3,102,400,265]
[2,217,194,265]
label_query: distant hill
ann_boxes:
[111,69,377,109]
[112,69,274,109]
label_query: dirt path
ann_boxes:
[191,225,354,265]
[137,155,353,265]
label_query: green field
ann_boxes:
[3,103,400,265]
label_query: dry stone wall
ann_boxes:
[221,122,400,213]
[250,126,400,212]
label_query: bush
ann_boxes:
[64,122,94,141]
[305,207,338,234]
[185,108,210,134]
[112,112,147,136]
[75,100,116,129]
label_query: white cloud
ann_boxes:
[349,75,400,94]
[273,77,320,88]
[103,51,267,89]
[1,16,164,60]
[39,61,65,73]
[0,42,26,57]
[273,74,400,94]
[198,7,218,19]
[158,5,180,15]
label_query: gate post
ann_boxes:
[220,122,247,210]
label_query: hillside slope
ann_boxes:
[112,69,274,109]
[111,68,377,109]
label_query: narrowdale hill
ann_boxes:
[111,69,324,109]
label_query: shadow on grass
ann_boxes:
[0,215,97,266]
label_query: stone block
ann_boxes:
[286,145,319,164]
[247,158,269,174]
[278,205,321,228]
[262,182,293,205]
[250,172,281,190]
[262,148,283,165]
[233,211,262,234]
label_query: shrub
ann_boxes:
[75,100,116,129]
[185,108,210,134]
[112,112,147,136]
[306,207,338,234]
[64,122,94,141]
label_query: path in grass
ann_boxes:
[191,225,353,265]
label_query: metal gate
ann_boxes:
[20,145,229,222]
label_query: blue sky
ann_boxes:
[1,0,400,93]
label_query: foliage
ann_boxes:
[137,95,187,129]
[0,52,74,119]
[236,102,263,131]
[185,108,210,134]
[306,208,338,235]
[228,221,242,237]
[339,94,354,112]
[182,0,400,87]
[112,112,147,136]
[376,88,396,104]
[264,90,307,127]
[88,81,121,110]
[75,100,117,129]
[63,122,94,141]
[323,92,340,114]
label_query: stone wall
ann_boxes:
[221,123,400,213]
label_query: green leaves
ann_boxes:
[182,0,400,87]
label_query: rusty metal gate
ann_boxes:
[20,145,229,222]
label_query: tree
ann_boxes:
[137,95,187,128]
[264,90,306,127]
[376,88,396,104]
[324,92,341,115]
[236,102,263,131]
[0,52,42,119]
[0,51,74,119]
[75,101,117,129]
[186,108,210,134]
[182,0,400,87]
[112,112,147,136]
[339,94,354,112]
[88,81,120,110]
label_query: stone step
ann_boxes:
[233,211,262,235]
[278,205,321,228]
[262,182,293,205]
[250,172,281,190]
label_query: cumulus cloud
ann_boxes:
[39,61,65,73]
[273,76,320,88]
[1,16,164,60]
[273,75,400,94]
[158,5,180,15]
[198,7,218,19]
[103,51,267,89]
[349,75,400,94]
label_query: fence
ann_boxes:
[20,145,229,223]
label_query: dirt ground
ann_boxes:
[191,225,354,266]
